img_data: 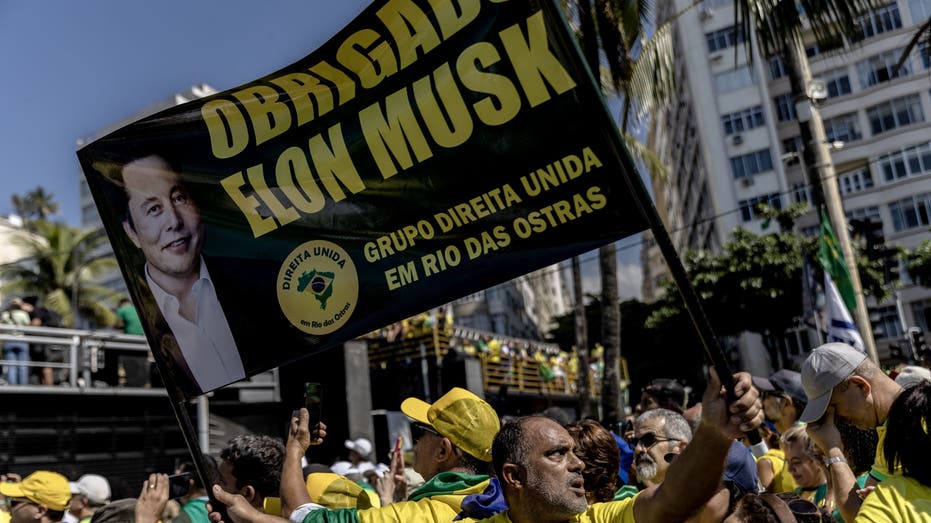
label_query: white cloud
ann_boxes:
[616,263,643,301]
[577,261,643,302]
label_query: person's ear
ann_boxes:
[848,376,871,397]
[34,505,48,520]
[500,463,524,489]
[122,218,140,248]
[437,438,456,463]
[241,485,257,503]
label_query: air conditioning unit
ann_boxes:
[731,134,744,146]
[700,8,714,20]
[740,177,755,187]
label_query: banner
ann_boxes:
[78,0,650,398]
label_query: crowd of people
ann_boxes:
[0,296,65,385]
[0,296,152,387]
[2,342,929,522]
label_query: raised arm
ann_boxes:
[634,370,763,523]
[807,408,861,522]
[281,408,326,517]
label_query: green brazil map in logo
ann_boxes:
[297,269,335,309]
[277,240,358,335]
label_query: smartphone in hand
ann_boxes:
[305,382,323,438]
[168,472,192,499]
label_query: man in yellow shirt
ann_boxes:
[477,370,762,523]
[800,343,904,522]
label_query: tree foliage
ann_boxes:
[908,240,931,287]
[0,220,120,327]
[11,187,60,226]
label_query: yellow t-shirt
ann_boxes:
[757,448,798,493]
[870,423,901,481]
[476,496,637,523]
[855,474,931,523]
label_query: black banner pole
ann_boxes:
[621,176,763,448]
[160,372,230,519]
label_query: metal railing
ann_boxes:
[0,324,279,400]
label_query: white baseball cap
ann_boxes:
[69,474,111,505]
[344,437,373,458]
[800,343,867,423]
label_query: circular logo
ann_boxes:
[277,240,359,335]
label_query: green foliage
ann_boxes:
[0,220,120,327]
[10,187,60,226]
[646,219,897,339]
[908,240,931,287]
[733,0,881,61]
[648,228,814,338]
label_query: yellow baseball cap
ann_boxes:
[305,473,374,510]
[0,471,71,511]
[401,387,500,462]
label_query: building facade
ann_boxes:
[452,263,571,340]
[646,0,931,364]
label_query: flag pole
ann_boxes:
[612,165,763,451]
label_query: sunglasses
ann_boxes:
[410,422,441,443]
[628,432,680,449]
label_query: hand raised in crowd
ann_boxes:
[805,406,843,454]
[376,439,408,506]
[0,473,21,483]
[700,368,763,439]
[287,408,327,453]
[135,473,170,523]
[208,485,273,523]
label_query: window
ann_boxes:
[782,136,803,166]
[773,93,797,121]
[855,2,903,40]
[840,167,874,195]
[823,112,863,143]
[909,0,931,24]
[738,193,783,222]
[714,66,755,92]
[889,192,931,231]
[791,182,812,204]
[730,149,774,179]
[871,305,903,339]
[867,94,925,135]
[721,106,765,135]
[845,206,882,223]
[822,67,852,97]
[877,141,931,182]
[769,56,787,79]
[706,26,746,52]
[702,0,731,8]
[920,41,930,70]
[856,48,911,88]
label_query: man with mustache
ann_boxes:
[480,370,763,523]
[120,154,244,393]
[631,408,691,488]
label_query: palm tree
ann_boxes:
[0,221,120,328]
[730,0,884,363]
[567,0,680,417]
[26,187,60,221]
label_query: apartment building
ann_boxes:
[645,0,931,364]
[453,264,572,340]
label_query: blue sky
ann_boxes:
[0,1,370,226]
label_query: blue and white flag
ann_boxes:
[824,272,865,352]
